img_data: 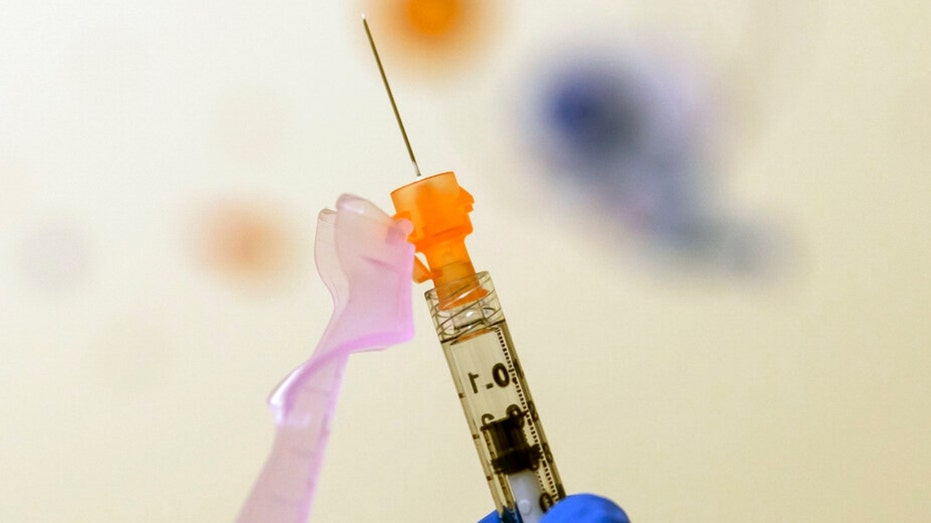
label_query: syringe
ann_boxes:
[392,174,566,523]
[363,16,566,523]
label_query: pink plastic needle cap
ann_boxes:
[236,195,415,523]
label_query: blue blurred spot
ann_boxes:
[535,56,709,239]
[521,46,787,276]
[548,70,643,165]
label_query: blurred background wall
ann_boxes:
[1,1,929,521]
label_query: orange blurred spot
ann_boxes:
[361,0,498,76]
[404,0,463,40]
[194,201,295,283]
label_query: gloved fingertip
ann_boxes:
[477,510,500,523]
[543,493,629,523]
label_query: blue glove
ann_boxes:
[477,494,629,523]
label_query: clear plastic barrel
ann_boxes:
[426,272,565,523]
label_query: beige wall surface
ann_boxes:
[1,1,929,522]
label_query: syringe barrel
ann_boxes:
[426,272,565,523]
